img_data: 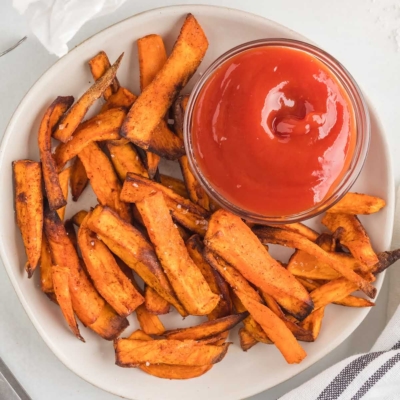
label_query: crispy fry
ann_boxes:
[160,174,189,198]
[299,307,325,341]
[136,192,219,315]
[146,152,161,179]
[264,223,319,242]
[239,327,258,351]
[121,173,210,236]
[144,285,170,315]
[255,226,376,298]
[121,14,208,151]
[186,235,231,319]
[13,160,43,277]
[55,108,126,170]
[56,167,71,221]
[78,214,144,317]
[136,304,166,335]
[316,233,337,252]
[106,140,148,180]
[328,193,386,215]
[88,51,120,100]
[72,210,88,227]
[206,210,313,319]
[64,219,77,249]
[322,213,378,267]
[87,205,187,316]
[54,53,123,142]
[373,249,400,274]
[40,235,53,293]
[52,265,84,341]
[100,87,137,112]
[78,142,131,222]
[164,313,247,340]
[38,96,73,210]
[173,94,189,141]
[334,296,374,307]
[115,339,230,367]
[70,157,88,202]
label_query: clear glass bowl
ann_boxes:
[183,39,370,224]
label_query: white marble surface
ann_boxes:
[0,0,399,399]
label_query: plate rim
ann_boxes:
[0,4,395,400]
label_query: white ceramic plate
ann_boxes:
[0,5,394,400]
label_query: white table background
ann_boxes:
[0,0,399,399]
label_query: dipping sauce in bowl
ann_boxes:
[185,39,370,223]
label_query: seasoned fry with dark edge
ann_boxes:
[322,213,379,267]
[144,285,170,315]
[299,307,325,341]
[55,108,126,170]
[100,87,137,113]
[72,210,88,227]
[160,174,189,198]
[136,192,219,315]
[373,249,400,274]
[78,214,144,317]
[64,219,78,249]
[86,205,187,316]
[237,290,307,364]
[254,226,377,299]
[206,210,313,319]
[121,173,209,236]
[88,51,120,100]
[56,167,71,221]
[52,265,84,341]
[239,327,258,351]
[121,14,208,151]
[164,313,247,340]
[78,142,131,222]
[263,222,319,242]
[334,296,374,307]
[53,53,123,142]
[328,192,386,215]
[70,157,88,201]
[115,339,230,367]
[38,96,73,210]
[13,160,43,277]
[40,235,53,293]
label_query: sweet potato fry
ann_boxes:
[373,249,400,274]
[144,285,170,315]
[121,14,208,151]
[86,205,187,316]
[264,222,319,242]
[160,174,189,198]
[78,214,144,317]
[206,210,313,319]
[322,213,378,267]
[100,87,137,112]
[88,51,120,100]
[236,290,306,364]
[53,53,123,142]
[136,192,219,315]
[254,226,376,298]
[239,327,258,351]
[328,193,386,215]
[121,173,210,236]
[40,235,53,293]
[13,160,43,277]
[173,94,189,141]
[54,108,126,170]
[72,210,88,227]
[56,167,71,221]
[136,304,166,335]
[64,219,77,249]
[78,142,131,222]
[52,265,84,341]
[70,157,88,201]
[115,339,230,367]
[334,296,374,307]
[186,235,231,319]
[106,140,148,181]
[299,307,325,341]
[38,96,73,210]
[164,313,247,340]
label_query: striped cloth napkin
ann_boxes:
[280,187,400,400]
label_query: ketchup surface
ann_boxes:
[192,46,356,216]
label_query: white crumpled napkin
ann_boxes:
[13,0,128,57]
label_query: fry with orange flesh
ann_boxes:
[115,338,230,367]
[72,210,88,227]
[144,285,170,314]
[86,205,187,316]
[52,265,84,341]
[38,96,73,210]
[135,303,166,335]
[299,307,325,341]
[106,140,148,181]
[206,210,313,319]
[78,142,131,222]
[121,14,208,151]
[13,160,43,277]
[40,235,53,293]
[264,222,319,242]
[88,50,120,100]
[100,87,137,112]
[121,173,209,236]
[239,327,258,351]
[159,174,189,199]
[334,296,374,307]
[53,53,123,142]
[328,193,386,215]
[70,157,88,201]
[54,108,126,170]
[322,213,378,267]
[78,214,144,317]
[254,226,376,299]
[236,290,307,364]
[56,167,71,221]
[64,219,78,249]
[136,192,219,315]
